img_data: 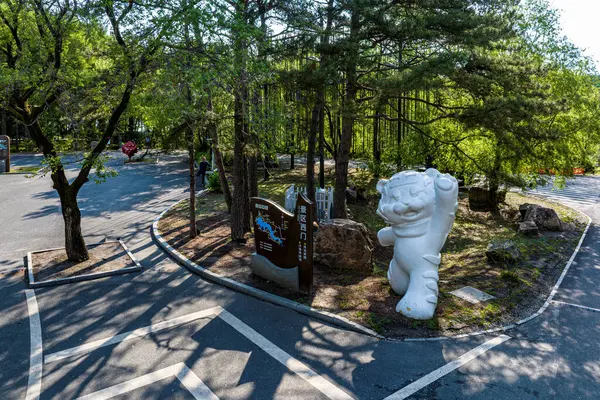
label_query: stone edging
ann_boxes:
[153,195,592,342]
[26,239,143,289]
[151,196,382,339]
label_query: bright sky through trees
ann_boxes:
[550,0,600,69]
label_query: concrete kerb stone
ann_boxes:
[405,213,593,342]
[152,195,592,342]
[25,240,143,289]
[151,195,383,339]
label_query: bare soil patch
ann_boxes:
[32,242,135,282]
[159,187,586,338]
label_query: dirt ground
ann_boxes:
[32,242,135,282]
[158,191,586,338]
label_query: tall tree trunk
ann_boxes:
[207,94,232,212]
[488,146,502,213]
[319,107,325,188]
[307,100,319,207]
[128,116,135,140]
[373,103,381,178]
[333,10,359,219]
[187,125,197,239]
[248,154,258,198]
[232,88,247,241]
[231,0,249,242]
[1,108,6,137]
[59,187,88,262]
[312,0,333,195]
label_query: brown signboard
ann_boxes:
[250,194,314,293]
[0,135,9,173]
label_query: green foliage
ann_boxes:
[206,171,221,193]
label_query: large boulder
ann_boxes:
[314,219,374,273]
[522,204,563,231]
[486,240,522,265]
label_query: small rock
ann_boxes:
[519,203,537,220]
[517,220,539,236]
[486,240,522,265]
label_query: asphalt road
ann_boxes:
[1,156,600,399]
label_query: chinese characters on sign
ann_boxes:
[250,194,314,293]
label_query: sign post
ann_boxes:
[0,135,10,173]
[250,194,314,293]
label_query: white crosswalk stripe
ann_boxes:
[524,176,600,211]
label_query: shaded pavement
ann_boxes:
[1,156,599,399]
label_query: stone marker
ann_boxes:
[450,286,495,304]
[376,168,459,320]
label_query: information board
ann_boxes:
[0,135,10,173]
[250,194,314,293]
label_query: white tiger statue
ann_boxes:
[376,169,458,320]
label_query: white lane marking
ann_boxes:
[75,362,218,400]
[25,289,43,400]
[46,306,353,399]
[384,335,511,400]
[176,363,220,400]
[545,216,592,302]
[44,306,221,364]
[551,300,600,313]
[218,309,354,400]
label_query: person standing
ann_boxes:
[196,156,210,187]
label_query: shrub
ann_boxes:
[206,171,221,193]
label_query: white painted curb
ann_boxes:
[153,194,592,342]
[405,213,593,342]
[151,194,382,339]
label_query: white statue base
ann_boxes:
[376,169,458,320]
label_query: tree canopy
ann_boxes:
[2,0,599,252]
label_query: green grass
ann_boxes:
[8,165,40,173]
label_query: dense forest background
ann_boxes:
[2,0,600,256]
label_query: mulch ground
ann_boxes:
[32,242,135,282]
[158,192,586,338]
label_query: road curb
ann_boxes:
[404,213,593,342]
[151,196,383,339]
[25,240,143,288]
[153,195,592,342]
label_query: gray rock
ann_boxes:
[517,220,539,236]
[519,203,537,220]
[486,240,522,265]
[523,204,563,231]
[314,219,374,272]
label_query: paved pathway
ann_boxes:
[1,161,600,399]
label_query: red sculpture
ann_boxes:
[122,140,138,162]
